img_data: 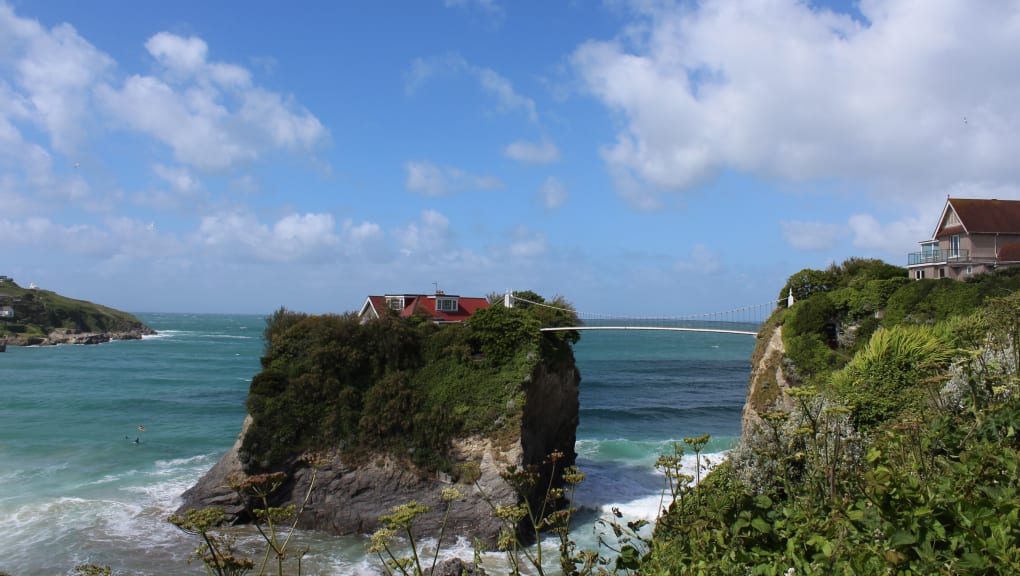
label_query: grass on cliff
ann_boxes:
[0,281,148,339]
[241,294,579,475]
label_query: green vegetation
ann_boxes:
[241,293,578,474]
[777,259,1020,384]
[642,260,1020,575]
[172,458,325,576]
[0,279,149,340]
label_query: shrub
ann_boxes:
[830,324,955,430]
[782,293,840,381]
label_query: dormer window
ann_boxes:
[436,297,458,312]
[385,296,406,311]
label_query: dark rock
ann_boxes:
[177,417,250,523]
[430,558,487,576]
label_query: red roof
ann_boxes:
[997,243,1020,263]
[945,198,1020,235]
[360,294,490,322]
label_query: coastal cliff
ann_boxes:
[644,260,1020,574]
[178,298,581,544]
[0,280,154,346]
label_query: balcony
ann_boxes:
[908,249,970,266]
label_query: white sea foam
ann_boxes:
[141,331,181,340]
[81,470,140,487]
[574,450,729,520]
[154,452,218,469]
[124,455,218,511]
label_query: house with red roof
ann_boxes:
[908,198,1020,280]
[358,291,491,323]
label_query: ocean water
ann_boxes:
[0,314,754,575]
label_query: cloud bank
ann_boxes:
[573,0,1020,206]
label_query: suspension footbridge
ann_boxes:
[506,292,788,337]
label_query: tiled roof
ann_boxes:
[361,294,490,322]
[948,198,1020,234]
[997,242,1020,263]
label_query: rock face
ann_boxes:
[177,357,581,546]
[740,325,795,447]
[3,328,154,346]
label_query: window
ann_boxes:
[436,298,458,312]
[385,296,405,311]
[915,270,926,279]
[950,235,960,258]
[939,268,946,279]
[967,265,973,276]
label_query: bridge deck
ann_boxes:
[540,326,758,336]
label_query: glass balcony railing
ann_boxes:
[908,249,970,266]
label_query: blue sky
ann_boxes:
[2,0,1019,315]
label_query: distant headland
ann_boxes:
[0,276,154,346]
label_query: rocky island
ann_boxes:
[178,295,581,545]
[0,277,154,346]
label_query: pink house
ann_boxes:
[908,198,1020,280]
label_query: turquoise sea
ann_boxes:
[0,314,754,575]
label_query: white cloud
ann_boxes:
[0,11,101,210]
[197,211,340,263]
[538,176,569,210]
[103,216,181,260]
[95,32,326,171]
[145,33,212,77]
[503,139,560,164]
[340,218,384,254]
[781,211,930,257]
[0,3,113,154]
[404,53,536,122]
[0,217,109,256]
[507,226,547,258]
[396,209,452,256]
[404,54,455,95]
[153,164,200,194]
[0,5,328,207]
[848,213,927,256]
[476,67,537,122]
[342,219,382,244]
[673,243,722,274]
[0,174,38,217]
[274,212,338,246]
[781,220,847,251]
[0,103,92,208]
[405,161,504,196]
[572,0,1020,204]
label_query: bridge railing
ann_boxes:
[508,292,780,333]
[575,317,764,333]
